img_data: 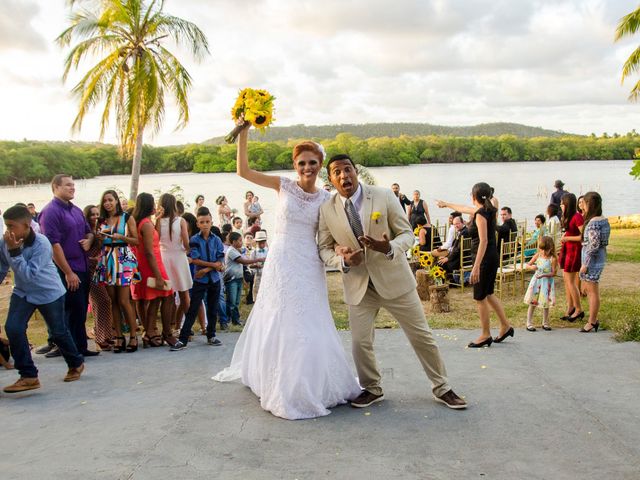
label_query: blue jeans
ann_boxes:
[5,294,83,378]
[218,282,228,326]
[180,281,220,344]
[225,278,243,324]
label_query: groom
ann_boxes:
[318,154,466,410]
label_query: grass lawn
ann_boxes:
[2,228,639,346]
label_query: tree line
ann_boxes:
[1,132,639,185]
[204,122,567,144]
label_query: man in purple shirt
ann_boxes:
[38,174,98,357]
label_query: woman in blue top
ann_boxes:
[578,192,610,333]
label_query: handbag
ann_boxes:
[146,277,172,291]
[243,265,254,283]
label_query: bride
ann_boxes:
[213,124,361,420]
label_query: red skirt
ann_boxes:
[560,241,582,273]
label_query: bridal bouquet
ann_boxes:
[225,88,275,144]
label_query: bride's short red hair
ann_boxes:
[292,141,323,162]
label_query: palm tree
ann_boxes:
[615,6,640,101]
[57,0,209,199]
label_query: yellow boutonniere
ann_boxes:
[371,211,381,224]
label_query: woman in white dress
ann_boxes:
[213,124,361,420]
[156,193,193,343]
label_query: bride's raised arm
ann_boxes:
[237,127,281,191]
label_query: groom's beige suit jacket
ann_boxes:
[318,184,416,305]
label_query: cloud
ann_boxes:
[0,0,47,52]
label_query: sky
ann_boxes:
[0,0,639,146]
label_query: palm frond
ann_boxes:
[621,45,640,82]
[615,7,640,41]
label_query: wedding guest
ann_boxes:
[120,197,130,212]
[1,205,84,393]
[407,190,431,230]
[430,211,463,258]
[524,214,547,259]
[232,216,243,234]
[391,183,411,212]
[577,195,585,215]
[242,232,256,305]
[131,193,174,349]
[16,203,41,234]
[94,190,140,353]
[546,204,561,233]
[550,179,567,206]
[247,217,262,236]
[578,192,610,333]
[38,174,97,357]
[244,191,263,222]
[559,193,584,322]
[249,195,263,219]
[251,230,269,299]
[194,194,205,214]
[181,212,207,333]
[156,193,192,346]
[223,232,261,327]
[434,215,468,274]
[171,209,226,350]
[414,215,432,252]
[83,204,114,351]
[496,206,518,251]
[437,183,513,347]
[216,195,233,227]
[524,236,557,331]
[27,203,39,223]
[176,201,185,215]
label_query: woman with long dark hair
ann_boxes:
[94,190,139,352]
[437,182,513,347]
[131,193,174,347]
[83,204,114,351]
[578,192,610,332]
[156,193,191,345]
[559,193,584,322]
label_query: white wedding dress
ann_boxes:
[213,177,361,420]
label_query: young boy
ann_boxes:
[171,210,225,351]
[225,232,261,326]
[250,230,269,299]
[0,205,85,392]
[231,216,243,235]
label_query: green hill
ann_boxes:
[204,122,570,144]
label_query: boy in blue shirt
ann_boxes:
[0,205,85,393]
[171,210,226,351]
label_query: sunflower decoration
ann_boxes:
[419,252,435,269]
[411,245,420,259]
[225,88,275,143]
[413,226,421,237]
[429,265,447,285]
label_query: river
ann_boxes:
[1,160,637,229]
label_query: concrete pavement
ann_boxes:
[1,329,639,480]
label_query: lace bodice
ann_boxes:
[274,177,330,241]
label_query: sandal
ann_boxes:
[113,336,126,353]
[526,326,536,332]
[126,335,138,353]
[149,335,164,347]
[162,334,179,347]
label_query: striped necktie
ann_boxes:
[345,198,364,241]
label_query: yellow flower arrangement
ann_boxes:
[413,226,421,236]
[371,211,381,223]
[411,245,420,258]
[419,252,435,269]
[225,88,275,143]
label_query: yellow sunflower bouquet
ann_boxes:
[416,251,447,286]
[225,88,275,144]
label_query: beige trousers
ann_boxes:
[348,287,450,397]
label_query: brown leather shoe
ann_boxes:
[350,390,384,408]
[434,389,467,410]
[4,377,41,393]
[64,363,85,382]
